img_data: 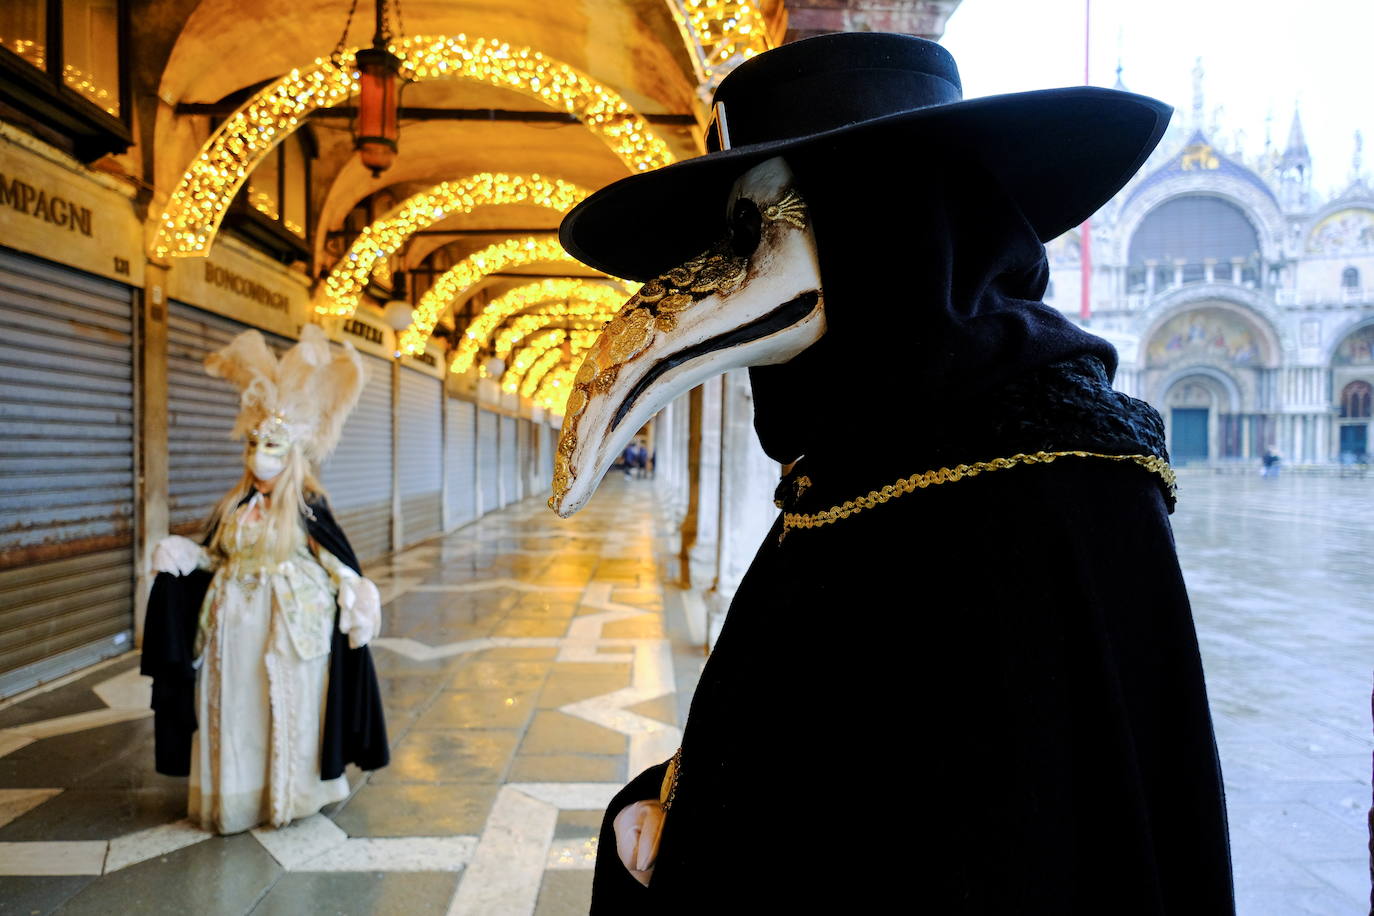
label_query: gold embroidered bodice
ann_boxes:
[196,496,341,661]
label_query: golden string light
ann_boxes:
[494,312,612,356]
[666,1,775,85]
[504,329,598,395]
[448,278,632,372]
[502,329,565,394]
[405,237,582,357]
[153,35,675,259]
[319,174,589,318]
[533,362,579,413]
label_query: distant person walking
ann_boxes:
[1261,446,1281,478]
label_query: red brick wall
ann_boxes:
[783,0,962,43]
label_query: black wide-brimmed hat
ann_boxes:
[560,31,1172,281]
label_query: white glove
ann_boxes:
[152,535,208,577]
[337,576,381,649]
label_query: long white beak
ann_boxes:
[550,157,825,517]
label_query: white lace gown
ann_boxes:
[188,496,351,834]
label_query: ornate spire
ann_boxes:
[1353,130,1364,182]
[1281,104,1310,169]
[1113,57,1126,91]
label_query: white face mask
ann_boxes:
[250,450,286,482]
[246,426,291,483]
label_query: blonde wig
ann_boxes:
[203,324,367,564]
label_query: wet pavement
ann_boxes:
[1174,472,1372,915]
[0,472,1369,914]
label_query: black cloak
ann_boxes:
[590,145,1234,913]
[140,492,389,780]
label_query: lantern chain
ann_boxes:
[392,0,406,45]
[331,0,362,65]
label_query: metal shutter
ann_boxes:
[0,249,135,695]
[320,354,392,565]
[500,416,517,507]
[444,398,476,529]
[477,409,498,516]
[398,368,441,546]
[166,303,290,537]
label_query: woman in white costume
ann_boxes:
[146,325,388,835]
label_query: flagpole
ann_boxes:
[1079,0,1093,323]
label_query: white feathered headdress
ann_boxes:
[204,323,366,465]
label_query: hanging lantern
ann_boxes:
[354,44,403,177]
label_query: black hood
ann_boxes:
[749,140,1119,465]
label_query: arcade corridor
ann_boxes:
[0,475,694,914]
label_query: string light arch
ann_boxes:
[666,0,777,88]
[532,361,579,413]
[448,278,631,371]
[319,173,590,317]
[503,328,599,395]
[152,35,676,260]
[404,236,582,356]
[492,310,615,358]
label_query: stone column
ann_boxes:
[708,370,782,648]
[679,378,723,590]
[391,359,403,551]
[133,265,170,645]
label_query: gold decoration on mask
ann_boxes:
[548,186,811,510]
[763,189,807,229]
[575,359,597,386]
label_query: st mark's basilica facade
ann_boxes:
[1045,70,1374,467]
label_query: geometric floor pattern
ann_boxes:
[0,474,694,914]
[2,472,1370,914]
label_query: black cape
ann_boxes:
[590,144,1234,913]
[140,493,389,780]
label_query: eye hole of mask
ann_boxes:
[729,198,762,257]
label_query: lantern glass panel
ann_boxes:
[248,148,280,221]
[0,1,46,70]
[62,0,120,115]
[283,136,307,238]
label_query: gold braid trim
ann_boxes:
[659,746,683,811]
[781,451,1176,540]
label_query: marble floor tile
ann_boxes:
[508,754,625,784]
[532,868,595,915]
[536,672,633,709]
[300,836,478,872]
[250,871,461,916]
[448,660,552,691]
[0,788,61,829]
[105,819,211,873]
[520,711,627,757]
[0,875,96,913]
[0,841,106,875]
[57,833,281,915]
[0,787,186,842]
[413,689,538,730]
[491,618,572,638]
[251,814,347,870]
[332,783,500,838]
[376,729,520,784]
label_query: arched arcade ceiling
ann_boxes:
[160,0,701,116]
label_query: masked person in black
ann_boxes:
[550,32,1234,913]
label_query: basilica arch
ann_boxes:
[1139,299,1280,463]
[1331,318,1374,459]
